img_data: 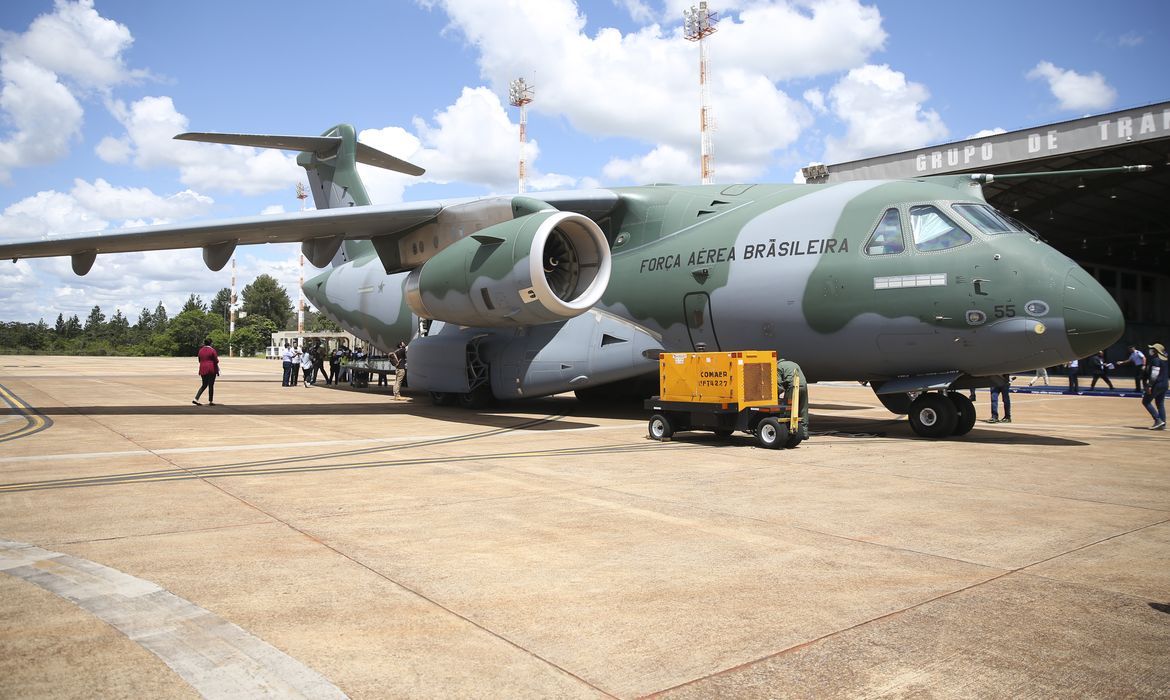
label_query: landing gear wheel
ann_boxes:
[908,393,958,439]
[648,413,673,441]
[947,392,977,436]
[755,417,788,449]
[431,392,455,406]
[458,385,493,409]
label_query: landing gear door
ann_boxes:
[684,292,721,351]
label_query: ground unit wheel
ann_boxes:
[713,429,733,439]
[648,413,673,441]
[785,431,804,449]
[908,393,958,438]
[755,417,788,449]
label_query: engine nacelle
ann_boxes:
[404,210,611,327]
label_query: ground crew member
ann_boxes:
[390,340,408,400]
[776,357,809,440]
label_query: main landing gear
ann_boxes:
[904,391,976,438]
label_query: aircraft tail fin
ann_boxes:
[175,125,426,263]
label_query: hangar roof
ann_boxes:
[819,101,1170,276]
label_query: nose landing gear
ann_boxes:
[906,391,976,438]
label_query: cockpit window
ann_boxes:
[865,208,905,256]
[909,205,972,252]
[951,203,1021,234]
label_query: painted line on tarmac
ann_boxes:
[0,539,349,699]
[0,424,636,464]
[0,382,52,444]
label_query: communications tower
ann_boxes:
[684,2,718,184]
[296,183,307,334]
[509,78,535,193]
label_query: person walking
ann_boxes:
[1028,366,1050,386]
[329,346,344,385]
[1117,345,1146,392]
[988,377,1012,423]
[300,346,314,387]
[1142,343,1168,430]
[1088,351,1114,390]
[192,338,219,406]
[390,341,408,400]
[1067,358,1080,394]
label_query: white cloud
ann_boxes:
[0,57,83,179]
[968,127,1007,139]
[822,64,947,163]
[804,88,826,113]
[1026,61,1117,112]
[0,0,144,180]
[1117,31,1143,48]
[426,0,868,182]
[603,144,692,184]
[5,0,143,90]
[717,0,886,81]
[0,178,214,240]
[102,95,302,195]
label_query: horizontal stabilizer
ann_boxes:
[174,132,425,176]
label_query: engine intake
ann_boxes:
[405,209,611,327]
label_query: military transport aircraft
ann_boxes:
[0,124,1126,439]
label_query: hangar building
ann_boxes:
[812,100,1170,345]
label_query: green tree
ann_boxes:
[210,287,232,324]
[84,306,106,339]
[181,294,207,314]
[108,309,130,344]
[165,309,220,356]
[241,274,294,331]
[239,314,278,349]
[63,314,82,339]
[306,308,341,332]
[231,325,264,356]
[151,302,168,333]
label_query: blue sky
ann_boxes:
[0,0,1166,324]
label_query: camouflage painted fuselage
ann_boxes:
[305,177,1122,393]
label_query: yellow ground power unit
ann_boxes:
[658,350,778,407]
[645,350,804,449]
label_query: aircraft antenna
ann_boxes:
[295,183,306,335]
[296,181,308,211]
[229,257,237,358]
[684,2,718,184]
[509,77,535,193]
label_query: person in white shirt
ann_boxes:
[280,344,295,386]
[299,347,314,387]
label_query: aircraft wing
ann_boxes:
[0,189,621,276]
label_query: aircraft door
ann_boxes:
[684,292,721,351]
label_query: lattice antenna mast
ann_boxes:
[509,77,535,193]
[684,2,718,184]
[295,183,307,334]
[229,257,237,357]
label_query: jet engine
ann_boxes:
[404,209,611,327]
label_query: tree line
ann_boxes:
[0,274,339,356]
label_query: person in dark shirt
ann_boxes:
[1141,343,1168,430]
[192,338,219,406]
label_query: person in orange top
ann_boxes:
[193,338,220,406]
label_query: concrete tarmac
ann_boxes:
[0,355,1167,699]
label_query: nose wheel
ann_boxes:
[907,392,958,438]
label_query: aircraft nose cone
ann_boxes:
[1063,267,1124,358]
